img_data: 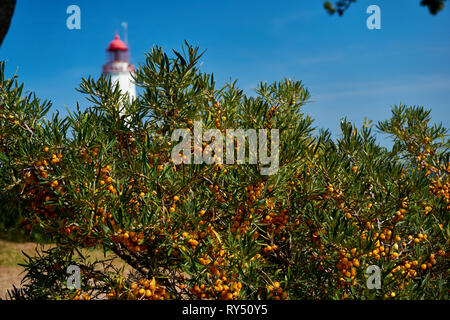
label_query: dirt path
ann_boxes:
[0,240,132,300]
[0,240,48,299]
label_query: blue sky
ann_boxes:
[1,0,449,142]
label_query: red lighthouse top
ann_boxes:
[103,34,133,73]
[107,35,128,52]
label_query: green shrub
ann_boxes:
[0,43,448,300]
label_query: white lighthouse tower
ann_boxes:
[102,34,136,102]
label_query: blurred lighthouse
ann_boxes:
[102,34,136,102]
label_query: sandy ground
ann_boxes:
[0,265,25,299]
[0,241,45,299]
[0,240,131,300]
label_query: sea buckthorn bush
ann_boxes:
[0,43,448,300]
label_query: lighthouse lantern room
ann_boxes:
[102,34,136,102]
